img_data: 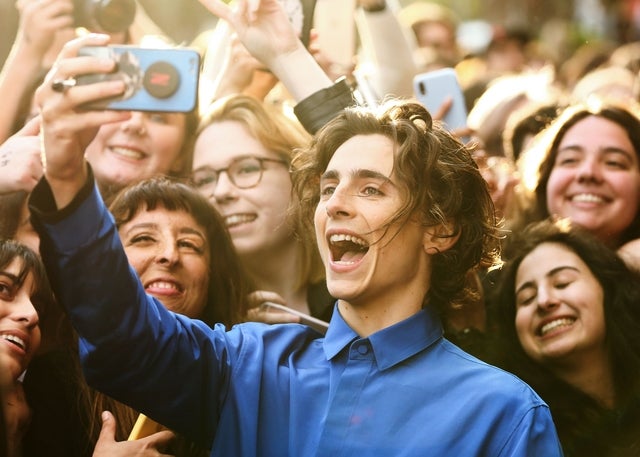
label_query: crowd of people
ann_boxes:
[0,0,639,456]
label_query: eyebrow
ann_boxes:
[0,272,18,284]
[558,144,635,160]
[320,168,394,185]
[515,265,580,296]
[124,222,206,239]
[0,272,20,294]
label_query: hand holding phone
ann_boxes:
[413,68,468,133]
[76,45,200,112]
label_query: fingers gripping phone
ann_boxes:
[77,45,200,112]
[413,68,468,132]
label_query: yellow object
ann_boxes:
[128,413,166,440]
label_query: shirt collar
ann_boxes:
[323,305,444,371]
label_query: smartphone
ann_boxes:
[312,0,356,70]
[413,68,468,132]
[76,45,200,112]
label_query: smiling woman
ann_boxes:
[489,218,640,457]
[86,176,250,454]
[515,98,640,250]
[0,239,52,456]
[192,94,331,325]
[85,108,200,205]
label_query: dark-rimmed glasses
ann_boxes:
[191,156,288,190]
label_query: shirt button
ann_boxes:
[357,344,369,355]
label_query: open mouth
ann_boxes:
[225,213,256,229]
[538,317,576,336]
[109,146,147,161]
[145,280,183,294]
[1,334,25,351]
[329,233,369,264]
[570,193,608,204]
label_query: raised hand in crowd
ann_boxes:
[34,33,130,207]
[198,0,333,103]
[0,117,43,195]
[0,0,74,143]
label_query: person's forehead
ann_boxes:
[326,135,396,174]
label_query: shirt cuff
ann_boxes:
[29,166,96,225]
[293,77,355,134]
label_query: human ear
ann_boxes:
[422,221,460,255]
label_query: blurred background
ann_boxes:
[2,0,639,66]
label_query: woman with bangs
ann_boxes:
[88,176,250,456]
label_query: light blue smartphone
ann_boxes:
[77,45,200,113]
[413,68,468,132]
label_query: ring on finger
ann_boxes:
[51,77,77,93]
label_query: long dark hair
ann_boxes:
[0,239,54,322]
[488,219,640,456]
[532,101,640,246]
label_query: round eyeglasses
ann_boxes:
[191,156,288,190]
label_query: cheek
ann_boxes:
[150,125,185,161]
[123,249,148,276]
[157,137,183,164]
[314,205,327,247]
[545,170,570,211]
[194,259,210,287]
[514,309,533,345]
[612,173,640,204]
[32,327,42,353]
[184,250,210,283]
[85,130,110,160]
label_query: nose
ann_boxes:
[325,186,353,219]
[14,292,39,327]
[121,112,147,136]
[212,171,237,204]
[536,286,560,312]
[155,241,179,266]
[576,157,603,183]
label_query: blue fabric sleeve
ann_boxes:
[29,176,229,447]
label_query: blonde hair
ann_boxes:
[197,95,325,290]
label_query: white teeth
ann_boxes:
[540,318,575,336]
[147,281,179,291]
[572,193,604,203]
[225,214,256,227]
[1,334,25,350]
[329,233,368,247]
[110,146,146,160]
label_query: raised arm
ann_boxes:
[0,0,74,143]
[33,33,129,208]
[198,0,333,102]
[198,0,355,133]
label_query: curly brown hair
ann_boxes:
[292,100,502,312]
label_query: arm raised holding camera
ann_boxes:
[33,33,130,208]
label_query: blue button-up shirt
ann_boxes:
[31,178,563,456]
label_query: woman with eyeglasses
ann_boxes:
[192,94,332,325]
